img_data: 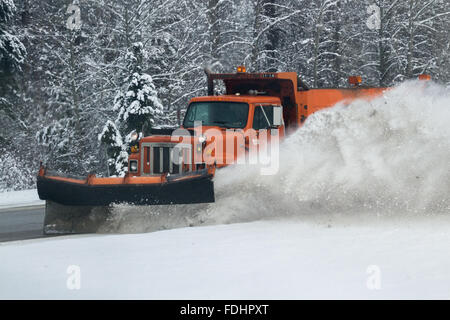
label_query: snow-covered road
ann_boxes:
[0,189,43,210]
[0,189,46,242]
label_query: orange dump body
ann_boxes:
[208,71,387,130]
[296,87,386,126]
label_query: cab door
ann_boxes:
[252,105,285,139]
[249,104,284,161]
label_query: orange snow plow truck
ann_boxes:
[37,67,397,234]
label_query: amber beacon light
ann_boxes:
[348,76,362,86]
[418,74,431,81]
[237,66,246,73]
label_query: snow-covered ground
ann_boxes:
[0,189,44,210]
[0,82,448,299]
[1,215,450,299]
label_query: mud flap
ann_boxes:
[43,201,112,235]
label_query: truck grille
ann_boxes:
[141,143,192,175]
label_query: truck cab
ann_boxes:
[128,94,285,177]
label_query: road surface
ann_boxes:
[0,206,45,242]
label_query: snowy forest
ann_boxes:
[0,0,449,191]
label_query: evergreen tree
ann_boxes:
[115,72,164,136]
[98,120,128,177]
[0,0,26,75]
[100,42,163,176]
[0,0,26,146]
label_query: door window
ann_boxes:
[253,105,275,130]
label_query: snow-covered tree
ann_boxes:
[115,71,164,135]
[0,0,26,147]
[101,42,163,175]
[117,43,162,130]
[397,0,449,80]
[115,42,163,135]
[98,120,128,176]
[0,0,26,74]
[35,21,88,173]
[0,147,36,192]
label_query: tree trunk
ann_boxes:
[208,0,220,62]
[406,0,415,78]
[332,0,342,87]
[378,4,386,86]
[250,0,264,71]
[264,0,279,72]
[313,6,324,88]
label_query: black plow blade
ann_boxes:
[38,172,215,234]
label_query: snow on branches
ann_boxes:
[0,0,16,22]
[100,42,164,176]
[115,72,163,133]
[0,148,36,192]
[0,0,26,73]
[98,120,128,177]
[98,120,123,148]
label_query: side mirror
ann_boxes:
[273,106,283,127]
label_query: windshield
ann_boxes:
[183,102,249,128]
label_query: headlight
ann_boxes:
[198,135,207,143]
[129,160,138,173]
[131,132,139,142]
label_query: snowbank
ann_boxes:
[0,189,44,210]
[1,217,450,299]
